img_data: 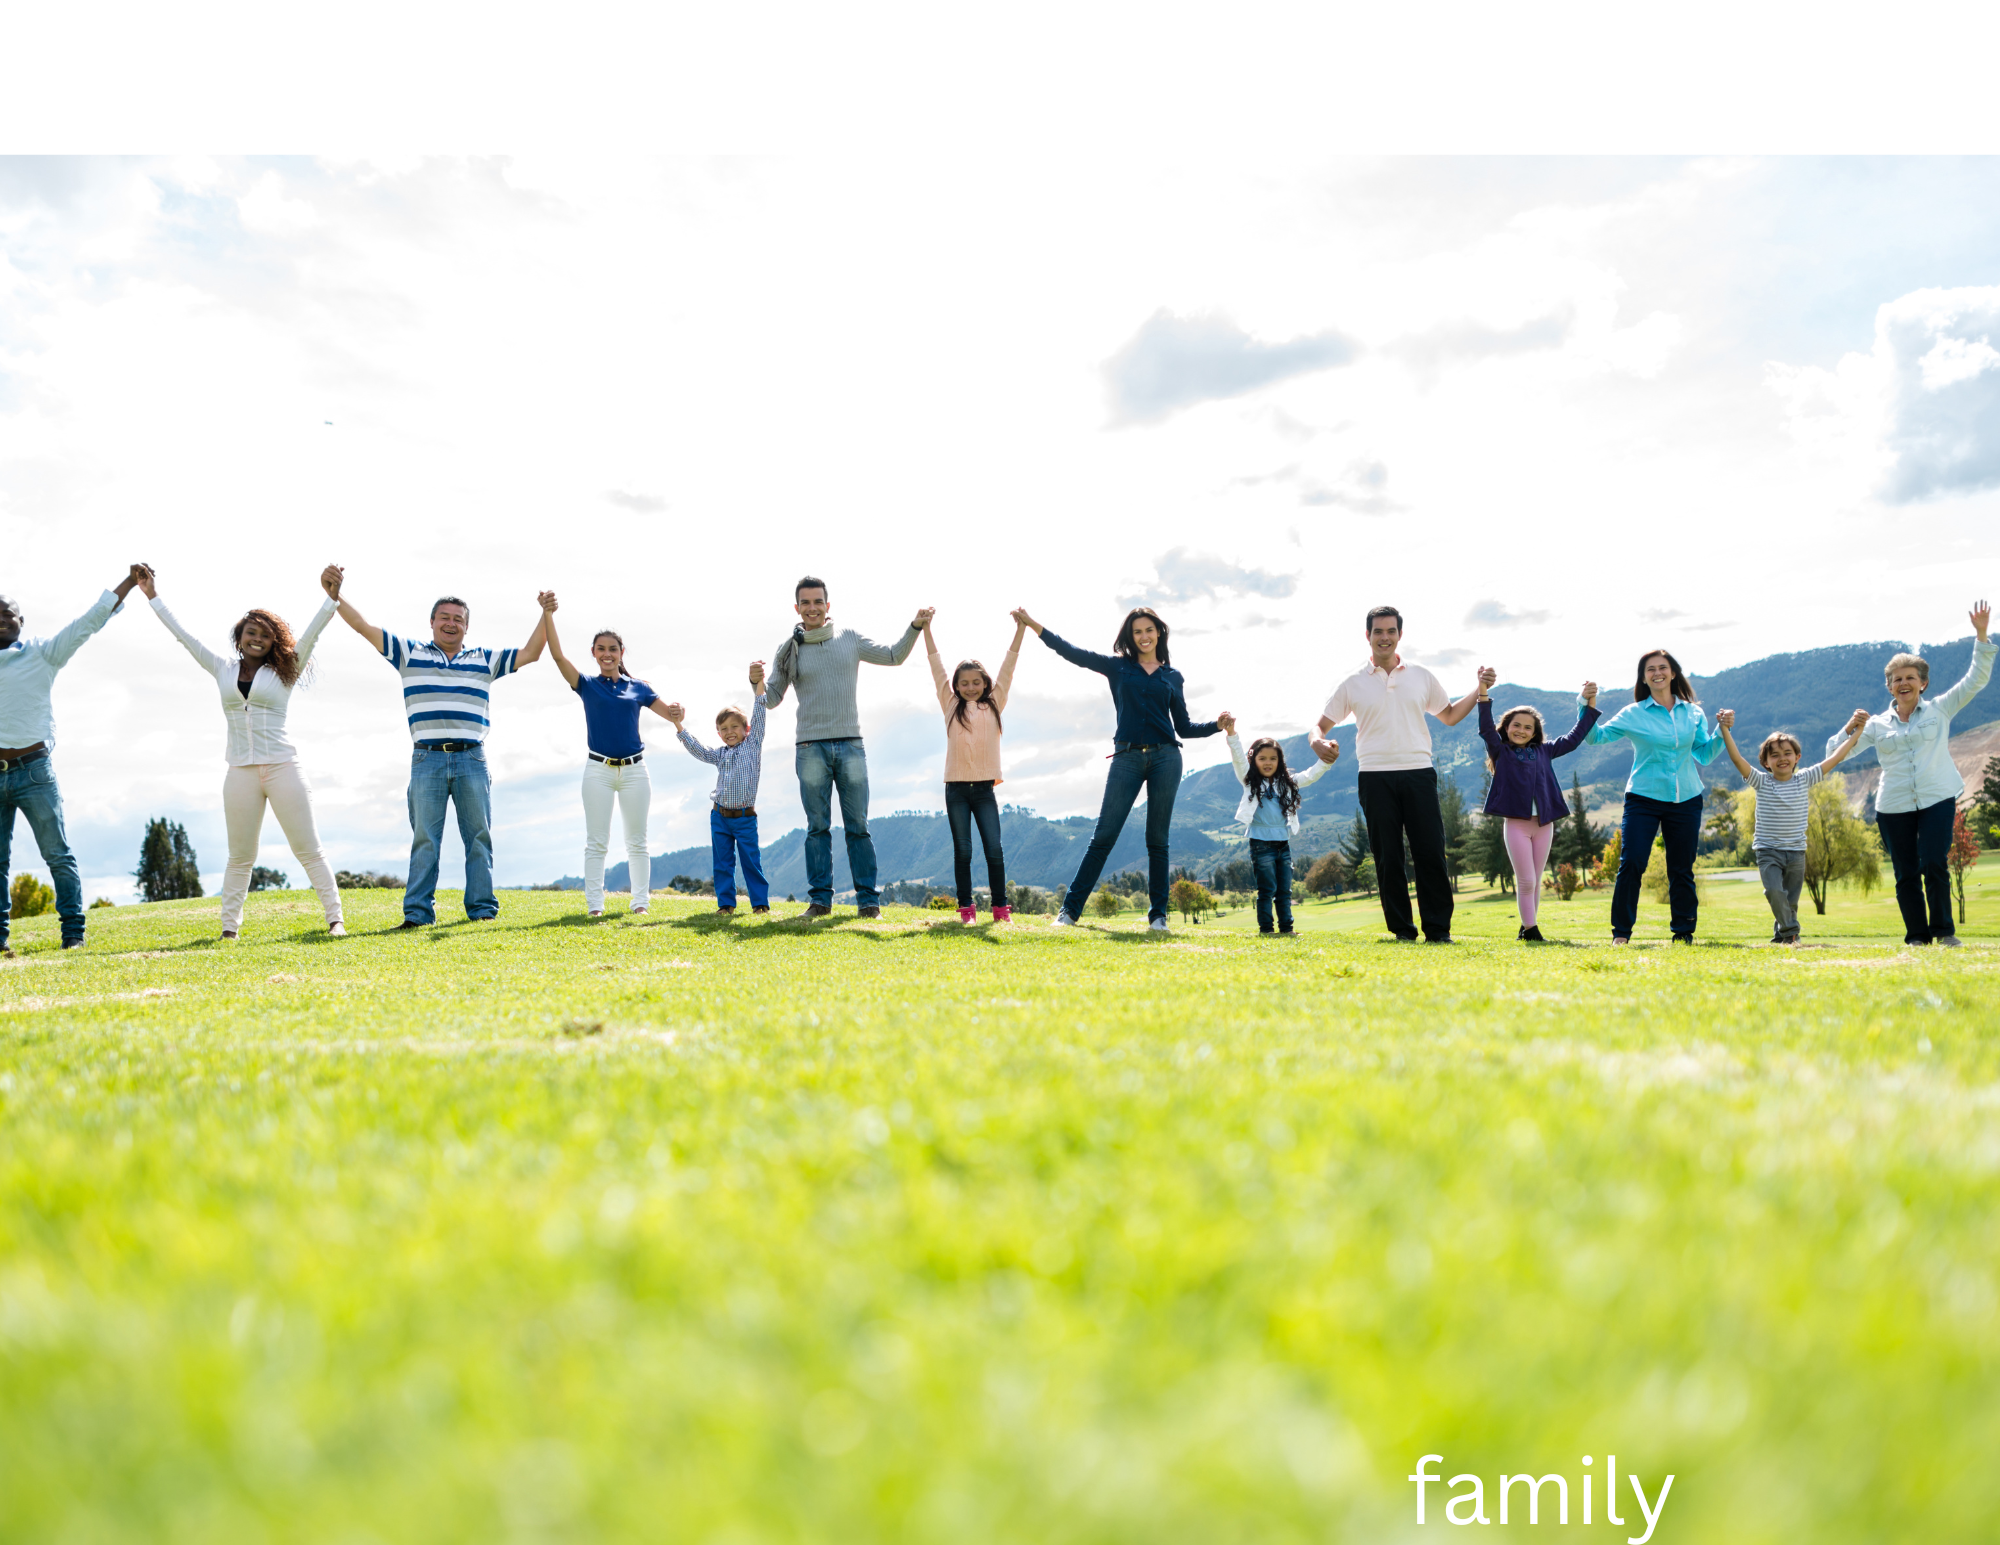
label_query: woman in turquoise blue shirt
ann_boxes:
[1585,647,1721,943]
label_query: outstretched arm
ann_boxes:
[1932,599,1995,718]
[1434,677,1483,728]
[1815,709,1872,774]
[41,563,146,669]
[135,568,226,675]
[537,593,577,687]
[321,565,387,654]
[515,597,551,668]
[1714,710,1755,779]
[858,608,931,667]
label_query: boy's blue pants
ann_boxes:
[711,809,769,908]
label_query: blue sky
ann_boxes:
[3,155,1997,898]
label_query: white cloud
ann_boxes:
[1464,599,1552,629]
[1101,310,1356,425]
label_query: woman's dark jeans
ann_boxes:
[946,780,1007,908]
[1877,796,1956,943]
[1063,744,1183,921]
[1610,792,1703,938]
[1250,837,1294,932]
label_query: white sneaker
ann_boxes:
[1148,917,1170,932]
[328,922,347,938]
[1050,910,1077,928]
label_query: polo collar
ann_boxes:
[1364,654,1403,675]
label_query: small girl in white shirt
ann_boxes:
[1226,730,1338,934]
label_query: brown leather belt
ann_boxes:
[717,805,756,819]
[0,746,50,773]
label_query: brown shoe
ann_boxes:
[857,906,882,920]
[751,906,770,914]
[801,903,833,919]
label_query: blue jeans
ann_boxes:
[711,809,769,909]
[797,739,878,908]
[1250,837,1294,932]
[1063,744,1183,921]
[1610,791,1702,939]
[0,757,84,948]
[405,745,496,924]
[1877,797,1956,943]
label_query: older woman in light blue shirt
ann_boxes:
[1585,647,1722,943]
[1831,600,1992,946]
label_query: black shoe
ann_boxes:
[1424,935,1455,945]
[857,906,882,920]
[1671,933,1695,945]
[1521,925,1545,943]
[1259,926,1275,935]
[397,920,425,930]
[801,904,833,919]
[1394,931,1421,942]
[1278,927,1296,936]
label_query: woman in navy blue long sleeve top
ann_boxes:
[1011,604,1227,929]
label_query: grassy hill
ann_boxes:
[3,879,1997,1543]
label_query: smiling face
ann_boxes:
[1253,745,1282,777]
[591,634,624,677]
[1129,616,1160,659]
[1642,653,1675,696]
[954,667,988,703]
[795,586,829,630]
[237,617,275,660]
[1763,741,1801,777]
[717,713,749,747]
[0,598,21,649]
[1502,710,1537,746]
[1888,664,1926,706]
[430,602,469,651]
[1367,616,1401,661]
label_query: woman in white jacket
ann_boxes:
[138,571,344,939]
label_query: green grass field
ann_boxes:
[4,860,1998,1544]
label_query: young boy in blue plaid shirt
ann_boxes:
[665,662,770,914]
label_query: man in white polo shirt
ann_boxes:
[1312,605,1480,943]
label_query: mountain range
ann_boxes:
[564,634,1998,897]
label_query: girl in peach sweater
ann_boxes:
[925,614,1026,922]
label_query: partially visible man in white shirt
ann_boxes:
[1313,604,1481,943]
[0,564,148,955]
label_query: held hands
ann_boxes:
[1715,709,1735,732]
[662,702,685,726]
[1216,711,1237,734]
[538,590,558,614]
[913,607,935,630]
[749,660,766,689]
[1581,679,1598,707]
[131,564,157,600]
[320,564,344,600]
[1010,606,1042,635]
[1310,737,1339,764]
[1476,665,1497,697]
[1844,708,1870,735]
[1972,599,1991,641]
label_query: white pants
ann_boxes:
[222,761,342,930]
[581,758,651,911]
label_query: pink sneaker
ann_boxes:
[990,905,1012,923]
[957,907,977,924]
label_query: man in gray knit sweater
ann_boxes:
[764,576,931,918]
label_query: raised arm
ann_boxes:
[924,619,953,711]
[1932,600,1995,718]
[293,595,340,669]
[1714,709,1755,780]
[40,564,143,669]
[992,623,1024,710]
[1545,681,1600,759]
[763,635,797,709]
[134,569,226,675]
[1691,704,1724,765]
[1294,744,1338,789]
[858,608,929,667]
[537,593,577,688]
[1434,671,1483,729]
[1226,730,1251,785]
[1475,694,1505,757]
[515,597,551,668]
[1816,709,1872,774]
[321,565,387,654]
[665,701,726,765]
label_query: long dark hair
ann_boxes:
[1245,736,1302,819]
[949,659,1001,733]
[232,609,306,687]
[1485,705,1545,772]
[592,629,632,679]
[1113,607,1171,666]
[1633,647,1694,703]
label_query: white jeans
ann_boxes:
[581,757,651,911]
[222,761,342,930]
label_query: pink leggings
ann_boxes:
[1504,817,1555,926]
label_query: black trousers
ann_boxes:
[1877,796,1956,943]
[1357,768,1453,940]
[946,780,1007,908]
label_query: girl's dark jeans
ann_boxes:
[1063,744,1183,921]
[946,780,1007,908]
[1250,837,1294,931]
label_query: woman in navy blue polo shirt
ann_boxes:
[540,594,676,918]
[1010,605,1232,931]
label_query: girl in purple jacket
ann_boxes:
[1476,668,1600,941]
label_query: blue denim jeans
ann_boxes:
[710,809,769,909]
[405,745,496,924]
[0,757,84,948]
[1063,744,1183,922]
[1250,837,1294,932]
[1610,791,1702,939]
[796,739,878,908]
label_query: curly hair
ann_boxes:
[1245,736,1302,820]
[233,609,308,688]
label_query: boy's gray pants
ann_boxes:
[1755,846,1807,935]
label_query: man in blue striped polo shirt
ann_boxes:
[321,565,549,927]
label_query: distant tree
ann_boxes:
[667,874,716,896]
[1304,850,1348,897]
[1105,868,1148,897]
[1438,780,1471,893]
[926,894,957,910]
[134,818,203,902]
[1170,877,1213,922]
[1803,774,1882,915]
[249,866,289,892]
[10,873,54,919]
[1351,857,1376,895]
[1550,862,1581,901]
[1090,890,1123,918]
[1209,857,1255,894]
[1972,755,2000,846]
[1469,812,1511,895]
[1701,781,1742,856]
[335,870,404,889]
[1339,810,1372,879]
[1008,883,1052,915]
[1948,807,1982,924]
[89,896,116,909]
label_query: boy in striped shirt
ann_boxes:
[1716,707,1868,944]
[321,566,549,927]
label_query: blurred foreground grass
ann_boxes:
[2,877,1997,1543]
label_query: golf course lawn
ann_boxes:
[3,861,1997,1543]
